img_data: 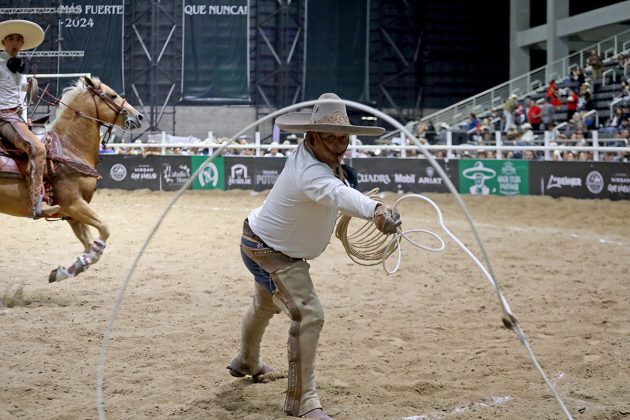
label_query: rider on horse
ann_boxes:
[0,19,60,218]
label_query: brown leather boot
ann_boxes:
[33,194,60,219]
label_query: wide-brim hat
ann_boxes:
[0,20,44,51]
[463,161,496,180]
[275,93,384,136]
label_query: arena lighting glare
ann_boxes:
[96,99,574,420]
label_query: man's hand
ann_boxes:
[374,204,401,235]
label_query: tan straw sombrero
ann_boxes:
[276,93,384,136]
[0,20,45,51]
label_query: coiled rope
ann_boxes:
[335,188,445,274]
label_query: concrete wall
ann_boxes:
[158,105,274,140]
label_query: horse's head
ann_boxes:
[81,76,144,130]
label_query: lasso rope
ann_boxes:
[97,98,573,420]
[335,188,445,274]
[336,190,572,419]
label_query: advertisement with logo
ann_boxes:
[223,157,287,191]
[97,155,161,190]
[530,161,630,200]
[191,156,224,190]
[352,158,457,193]
[161,156,193,191]
[459,160,528,196]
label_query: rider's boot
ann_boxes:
[28,168,60,219]
[33,194,61,218]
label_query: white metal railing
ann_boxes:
[420,28,630,130]
[103,130,630,162]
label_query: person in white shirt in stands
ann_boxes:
[263,141,284,157]
[227,93,401,420]
[0,19,60,218]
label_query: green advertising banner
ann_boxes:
[58,1,124,92]
[182,0,250,102]
[191,156,225,190]
[459,160,529,196]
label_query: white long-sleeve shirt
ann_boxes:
[0,52,25,110]
[248,142,377,260]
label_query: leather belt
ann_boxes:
[0,107,20,114]
[243,218,265,244]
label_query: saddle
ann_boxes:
[0,131,101,180]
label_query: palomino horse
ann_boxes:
[0,76,143,282]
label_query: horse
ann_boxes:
[0,76,144,282]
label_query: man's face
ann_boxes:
[2,33,24,57]
[316,132,349,157]
[308,131,349,169]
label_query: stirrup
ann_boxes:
[33,204,61,219]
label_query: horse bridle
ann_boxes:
[84,81,128,148]
[36,80,129,148]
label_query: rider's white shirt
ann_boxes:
[0,52,24,110]
[248,142,377,260]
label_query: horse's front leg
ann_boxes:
[49,200,110,283]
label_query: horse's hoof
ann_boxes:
[49,267,70,283]
[49,268,59,283]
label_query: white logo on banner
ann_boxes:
[585,171,604,194]
[228,164,253,186]
[198,162,219,187]
[110,163,127,182]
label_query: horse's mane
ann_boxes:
[48,77,102,127]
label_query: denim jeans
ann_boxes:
[240,236,276,294]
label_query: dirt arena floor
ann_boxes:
[1,189,629,419]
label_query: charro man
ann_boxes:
[0,19,60,218]
[227,93,401,419]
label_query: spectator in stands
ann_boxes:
[282,140,294,157]
[546,80,562,107]
[570,66,586,90]
[617,80,630,99]
[520,123,537,142]
[466,112,480,131]
[587,49,604,82]
[505,124,520,141]
[515,99,527,126]
[523,149,536,160]
[541,97,555,130]
[503,94,518,132]
[615,53,627,74]
[527,98,543,130]
[423,121,437,145]
[566,88,579,121]
[578,151,592,161]
[264,142,285,157]
[579,81,592,96]
[562,150,576,161]
[437,122,449,144]
[579,91,594,112]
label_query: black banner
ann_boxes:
[58,0,125,92]
[351,158,458,193]
[182,0,250,102]
[97,155,161,190]
[224,156,286,191]
[304,0,368,101]
[529,161,630,200]
[160,156,193,191]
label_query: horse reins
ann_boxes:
[35,81,127,148]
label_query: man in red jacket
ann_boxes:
[527,99,543,131]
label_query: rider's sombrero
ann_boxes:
[462,161,496,180]
[0,20,45,51]
[276,92,384,136]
